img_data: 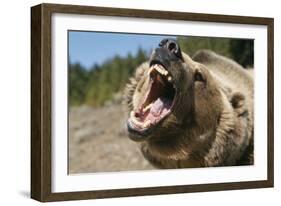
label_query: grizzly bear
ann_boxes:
[124,38,253,168]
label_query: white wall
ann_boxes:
[0,0,279,205]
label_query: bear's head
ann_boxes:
[125,39,235,160]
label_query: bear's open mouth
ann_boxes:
[128,63,177,136]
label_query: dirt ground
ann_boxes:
[69,101,154,174]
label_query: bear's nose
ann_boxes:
[159,38,182,60]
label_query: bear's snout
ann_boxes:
[149,38,183,69]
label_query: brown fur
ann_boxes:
[124,50,254,168]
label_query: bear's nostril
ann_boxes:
[158,38,183,60]
[167,40,182,59]
[168,42,177,53]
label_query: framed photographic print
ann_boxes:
[31,3,274,202]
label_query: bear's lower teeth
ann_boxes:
[130,115,151,128]
[143,120,151,127]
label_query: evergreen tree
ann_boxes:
[177,36,253,67]
[68,63,89,106]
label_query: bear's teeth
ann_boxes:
[159,64,168,75]
[131,116,143,127]
[149,64,169,76]
[167,76,172,82]
[131,116,151,128]
[143,120,151,127]
[148,67,154,75]
[154,64,168,76]
[143,103,153,112]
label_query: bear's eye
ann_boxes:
[194,71,204,82]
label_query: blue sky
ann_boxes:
[68,31,176,69]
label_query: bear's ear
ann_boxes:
[194,68,206,82]
[230,92,245,108]
[230,92,247,116]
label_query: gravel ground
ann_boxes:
[69,102,154,174]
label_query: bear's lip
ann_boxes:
[127,63,177,141]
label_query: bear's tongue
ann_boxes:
[142,97,172,123]
[150,97,165,116]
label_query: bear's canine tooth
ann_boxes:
[143,103,153,112]
[148,66,154,74]
[167,76,172,82]
[143,120,151,127]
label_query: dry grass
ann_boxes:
[68,103,154,174]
